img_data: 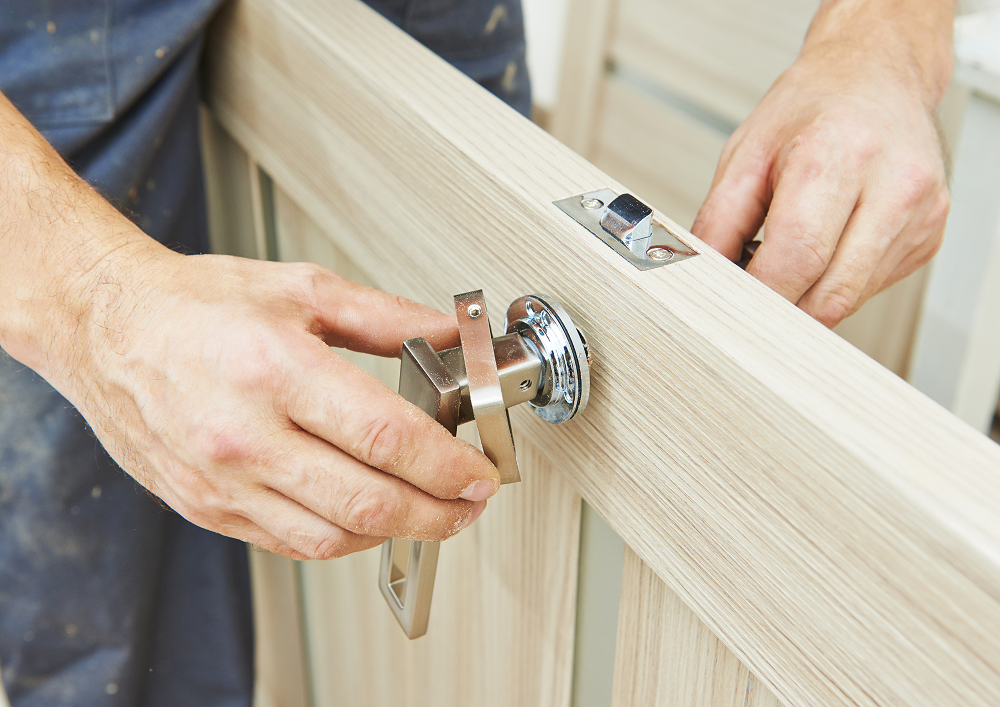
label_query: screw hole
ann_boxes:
[519,379,532,392]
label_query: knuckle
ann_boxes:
[784,138,827,179]
[895,162,944,210]
[190,418,257,465]
[354,417,414,470]
[846,127,880,165]
[290,260,333,287]
[914,229,945,269]
[297,261,342,303]
[340,480,400,535]
[299,530,353,560]
[784,233,832,287]
[300,261,332,279]
[800,118,869,165]
[791,116,880,177]
[182,502,234,535]
[223,334,286,393]
[814,287,860,328]
[176,472,239,519]
[925,227,945,261]
[923,188,951,233]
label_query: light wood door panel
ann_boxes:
[247,552,311,707]
[203,1,1000,706]
[591,77,726,230]
[613,547,781,707]
[610,0,819,125]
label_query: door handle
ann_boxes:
[379,290,591,638]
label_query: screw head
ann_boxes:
[580,198,604,210]
[646,246,674,261]
[467,304,483,318]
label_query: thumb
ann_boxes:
[311,271,460,356]
[691,149,772,261]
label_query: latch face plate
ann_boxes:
[554,188,699,271]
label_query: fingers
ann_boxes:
[877,224,944,292]
[221,499,386,560]
[235,488,390,558]
[796,197,946,327]
[154,421,486,559]
[150,471,345,560]
[308,270,460,355]
[285,347,500,501]
[262,428,487,542]
[691,141,772,261]
[870,186,949,292]
[213,515,315,561]
[786,162,949,326]
[747,148,862,305]
[794,202,901,326]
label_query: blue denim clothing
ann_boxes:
[367,0,531,116]
[0,4,251,705]
[0,1,530,705]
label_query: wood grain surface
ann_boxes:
[204,1,1000,705]
[610,0,818,125]
[613,547,781,707]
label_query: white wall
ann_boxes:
[523,0,571,110]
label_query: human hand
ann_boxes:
[692,23,951,328]
[69,248,499,560]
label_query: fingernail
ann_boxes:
[459,479,496,502]
[465,500,486,527]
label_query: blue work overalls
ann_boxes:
[0,1,529,705]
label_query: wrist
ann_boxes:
[60,236,180,404]
[800,0,955,110]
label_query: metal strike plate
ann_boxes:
[554,188,699,271]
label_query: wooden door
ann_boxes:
[199,1,1000,706]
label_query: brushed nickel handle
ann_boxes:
[455,290,520,484]
[379,290,590,639]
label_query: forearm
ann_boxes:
[0,91,170,391]
[802,0,956,108]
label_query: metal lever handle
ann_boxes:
[379,290,590,639]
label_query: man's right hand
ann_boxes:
[0,90,497,560]
[0,89,497,560]
[67,249,499,560]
